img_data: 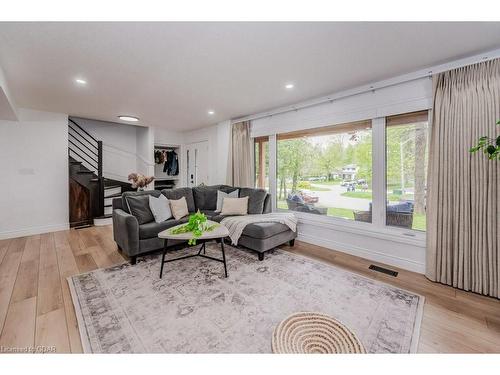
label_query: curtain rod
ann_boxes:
[231,48,500,124]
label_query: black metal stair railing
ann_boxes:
[68,118,104,217]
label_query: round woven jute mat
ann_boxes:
[272,312,366,354]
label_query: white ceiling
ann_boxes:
[0,22,499,131]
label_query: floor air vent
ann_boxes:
[369,265,398,277]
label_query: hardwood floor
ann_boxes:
[0,226,499,353]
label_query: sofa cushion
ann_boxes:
[124,194,156,225]
[139,219,179,239]
[242,222,290,239]
[215,189,239,212]
[210,214,228,223]
[199,209,218,218]
[239,187,267,214]
[161,187,196,212]
[170,197,189,220]
[221,196,248,216]
[192,185,221,211]
[218,185,239,194]
[149,195,172,223]
[121,190,161,214]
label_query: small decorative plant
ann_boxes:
[128,173,155,191]
[469,120,500,160]
[170,211,217,245]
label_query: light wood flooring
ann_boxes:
[0,226,499,353]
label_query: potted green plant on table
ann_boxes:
[170,211,217,245]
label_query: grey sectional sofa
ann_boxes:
[112,185,296,264]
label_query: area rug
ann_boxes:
[68,244,424,353]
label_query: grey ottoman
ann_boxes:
[237,222,296,260]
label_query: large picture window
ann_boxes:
[275,121,372,221]
[253,109,429,235]
[385,111,429,231]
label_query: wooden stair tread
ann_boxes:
[105,193,122,198]
[94,214,112,219]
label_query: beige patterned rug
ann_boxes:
[68,244,424,353]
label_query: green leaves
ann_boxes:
[169,210,217,245]
[469,120,500,160]
[486,145,496,154]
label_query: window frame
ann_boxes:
[256,111,429,245]
[254,136,269,189]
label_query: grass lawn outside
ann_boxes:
[308,186,331,192]
[411,213,426,231]
[326,207,355,220]
[311,180,341,186]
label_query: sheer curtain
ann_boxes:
[426,59,500,298]
[227,121,254,187]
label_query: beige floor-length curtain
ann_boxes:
[426,58,500,298]
[226,121,254,187]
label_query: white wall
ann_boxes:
[296,216,426,273]
[251,78,432,137]
[215,121,231,184]
[0,66,18,121]
[136,126,155,178]
[182,120,231,185]
[0,109,69,239]
[154,127,185,146]
[72,117,143,182]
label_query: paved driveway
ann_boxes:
[308,183,371,211]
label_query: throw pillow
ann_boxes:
[170,196,189,220]
[125,195,155,225]
[239,188,268,214]
[148,195,172,223]
[220,196,249,216]
[215,189,239,212]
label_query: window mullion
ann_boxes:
[268,134,277,212]
[371,117,386,228]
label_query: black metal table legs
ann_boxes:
[159,238,228,279]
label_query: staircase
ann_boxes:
[68,119,127,227]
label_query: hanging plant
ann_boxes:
[469,120,500,160]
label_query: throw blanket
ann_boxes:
[221,213,298,245]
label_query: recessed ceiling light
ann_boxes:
[208,110,215,115]
[285,83,294,89]
[118,116,139,122]
[75,78,87,85]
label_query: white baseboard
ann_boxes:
[0,223,70,240]
[297,232,425,274]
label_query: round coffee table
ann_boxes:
[157,220,230,279]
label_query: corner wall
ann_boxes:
[0,109,69,239]
[71,117,140,182]
[182,120,231,185]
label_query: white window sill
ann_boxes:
[277,209,426,247]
